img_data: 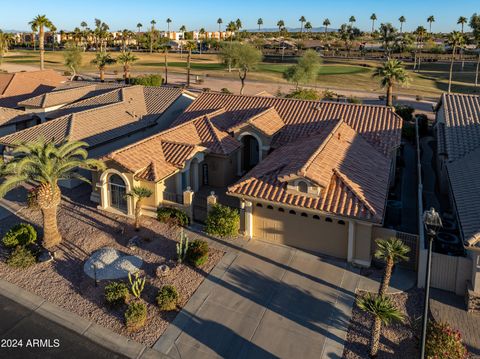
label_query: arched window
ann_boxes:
[325,217,333,223]
[109,174,127,213]
[301,212,308,217]
[313,215,320,220]
[289,210,296,215]
[297,181,308,193]
[267,205,274,210]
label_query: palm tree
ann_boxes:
[117,51,138,83]
[50,25,57,51]
[447,31,465,93]
[277,20,285,37]
[91,51,116,82]
[0,140,104,248]
[349,16,356,27]
[427,15,435,33]
[323,19,331,35]
[236,19,242,32]
[199,28,205,54]
[217,18,223,33]
[374,238,410,296]
[29,15,54,70]
[179,25,187,34]
[127,187,153,230]
[357,293,404,357]
[370,13,377,33]
[166,18,172,33]
[81,21,87,30]
[257,18,263,31]
[304,22,312,33]
[457,16,467,33]
[149,20,156,54]
[372,59,410,107]
[299,16,306,35]
[184,41,197,86]
[226,21,236,41]
[379,23,397,56]
[414,26,427,71]
[136,23,142,33]
[399,16,406,33]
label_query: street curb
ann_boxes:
[0,278,170,359]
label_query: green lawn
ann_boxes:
[256,63,370,76]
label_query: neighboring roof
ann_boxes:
[0,86,186,149]
[437,93,480,162]
[0,70,66,108]
[106,109,240,181]
[228,120,391,223]
[446,148,480,247]
[0,107,32,127]
[230,106,284,137]
[173,92,402,156]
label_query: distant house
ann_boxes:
[96,92,402,265]
[0,69,66,109]
[435,93,480,310]
[0,85,196,188]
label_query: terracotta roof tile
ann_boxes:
[0,107,32,127]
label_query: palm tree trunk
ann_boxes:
[386,84,393,107]
[370,316,382,357]
[134,199,142,230]
[164,49,168,84]
[39,27,45,70]
[186,50,191,86]
[100,68,105,82]
[448,46,456,93]
[379,258,394,296]
[42,206,62,248]
[239,70,246,95]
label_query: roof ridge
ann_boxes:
[160,138,197,148]
[333,168,377,218]
[202,116,226,153]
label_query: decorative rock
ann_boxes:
[83,247,143,281]
[127,236,141,249]
[156,264,170,278]
[38,251,54,263]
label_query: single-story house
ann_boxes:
[95,92,402,266]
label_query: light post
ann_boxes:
[420,207,442,358]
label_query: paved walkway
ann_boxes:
[0,294,127,359]
[155,240,360,359]
[430,288,480,356]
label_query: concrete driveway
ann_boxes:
[155,240,360,359]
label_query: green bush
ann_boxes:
[124,301,147,331]
[2,223,37,248]
[395,105,415,122]
[426,321,468,359]
[6,246,36,268]
[129,74,163,86]
[157,207,189,227]
[104,281,130,307]
[186,239,209,267]
[156,285,179,311]
[220,88,232,94]
[205,204,240,238]
[285,88,321,101]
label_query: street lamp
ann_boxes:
[420,207,442,358]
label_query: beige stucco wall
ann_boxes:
[204,152,239,188]
[355,223,373,262]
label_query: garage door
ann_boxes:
[252,203,348,259]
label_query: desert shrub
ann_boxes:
[130,74,163,86]
[186,239,209,267]
[205,204,240,238]
[426,321,468,359]
[220,87,232,94]
[285,88,321,101]
[6,246,36,268]
[395,105,415,122]
[157,207,189,227]
[417,114,429,137]
[2,223,37,248]
[124,301,147,331]
[347,96,362,104]
[156,285,179,311]
[104,281,130,307]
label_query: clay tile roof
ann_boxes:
[231,106,284,137]
[174,92,402,156]
[0,107,32,127]
[0,70,66,108]
[446,148,480,247]
[439,93,480,162]
[18,84,97,108]
[228,121,391,222]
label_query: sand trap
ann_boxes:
[84,247,142,281]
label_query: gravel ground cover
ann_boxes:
[0,191,224,347]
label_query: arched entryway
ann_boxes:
[108,174,128,213]
[241,135,260,172]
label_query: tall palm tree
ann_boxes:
[91,51,116,82]
[50,25,57,51]
[277,20,285,37]
[184,41,197,87]
[372,59,410,107]
[357,293,404,357]
[379,23,397,56]
[370,13,377,33]
[136,23,142,51]
[427,15,435,33]
[399,16,406,33]
[235,19,242,32]
[447,31,465,93]
[199,28,206,54]
[257,18,263,31]
[226,21,236,41]
[0,140,104,248]
[299,16,306,35]
[117,51,138,83]
[166,18,172,33]
[457,16,467,33]
[414,26,427,72]
[349,16,356,27]
[81,21,88,30]
[127,187,153,230]
[136,23,142,33]
[323,19,331,35]
[304,22,312,33]
[29,15,54,70]
[179,25,187,34]
[161,42,170,84]
[374,238,410,296]
[217,18,223,33]
[149,20,157,54]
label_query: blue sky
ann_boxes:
[0,0,477,33]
